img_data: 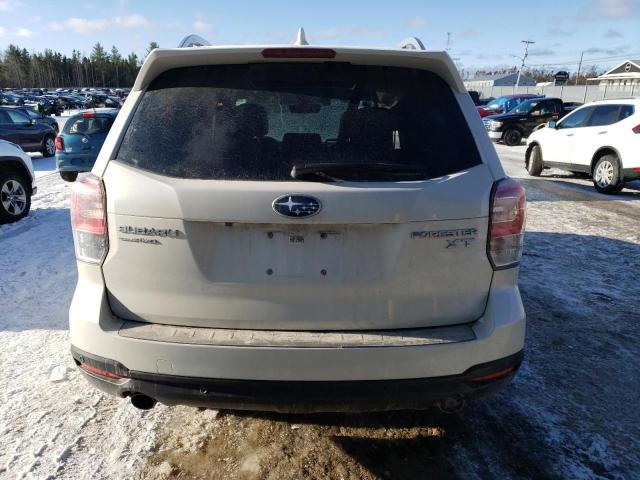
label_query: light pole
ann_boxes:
[515,40,535,87]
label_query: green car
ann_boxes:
[55,109,118,182]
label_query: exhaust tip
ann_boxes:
[130,393,157,410]
[437,395,466,414]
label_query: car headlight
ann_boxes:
[489,120,503,131]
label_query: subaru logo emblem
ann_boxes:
[272,194,321,218]
[82,137,89,143]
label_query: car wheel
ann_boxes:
[0,172,31,224]
[60,171,78,182]
[592,155,623,194]
[526,145,543,176]
[503,129,522,147]
[42,135,56,157]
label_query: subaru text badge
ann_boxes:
[272,195,321,218]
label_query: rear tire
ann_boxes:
[526,145,543,176]
[0,172,31,224]
[42,134,56,157]
[503,129,522,147]
[60,171,78,182]
[592,155,623,194]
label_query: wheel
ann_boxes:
[42,135,56,157]
[503,129,522,147]
[592,155,623,194]
[526,145,543,176]
[0,172,31,223]
[60,171,78,182]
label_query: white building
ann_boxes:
[588,60,640,86]
[464,72,536,88]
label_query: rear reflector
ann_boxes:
[468,366,516,383]
[79,362,123,380]
[262,48,336,59]
[54,136,64,151]
[632,124,640,134]
[70,174,108,264]
[488,178,526,270]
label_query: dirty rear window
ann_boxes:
[116,63,481,181]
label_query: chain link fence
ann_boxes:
[470,84,639,103]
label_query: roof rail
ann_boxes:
[177,34,212,48]
[398,37,425,50]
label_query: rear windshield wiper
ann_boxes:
[290,163,430,181]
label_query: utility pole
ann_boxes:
[575,51,584,85]
[515,40,535,87]
[446,32,451,52]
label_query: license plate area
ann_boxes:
[254,228,345,279]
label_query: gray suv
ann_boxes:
[68,34,526,413]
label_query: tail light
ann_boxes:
[488,178,526,270]
[55,136,64,151]
[70,174,108,264]
[632,124,640,134]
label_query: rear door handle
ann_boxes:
[566,134,574,137]
[598,131,608,134]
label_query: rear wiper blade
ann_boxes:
[290,163,429,181]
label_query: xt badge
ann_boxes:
[446,238,476,248]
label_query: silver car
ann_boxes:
[69,34,526,413]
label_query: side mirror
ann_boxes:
[547,120,557,129]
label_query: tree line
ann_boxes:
[0,41,159,89]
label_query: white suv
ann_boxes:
[68,34,526,413]
[526,99,640,193]
[0,139,36,223]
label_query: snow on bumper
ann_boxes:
[69,263,525,382]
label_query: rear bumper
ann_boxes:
[488,131,503,141]
[56,154,95,172]
[69,265,526,410]
[71,346,523,413]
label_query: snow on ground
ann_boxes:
[1,145,639,479]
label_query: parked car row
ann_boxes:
[1,87,129,115]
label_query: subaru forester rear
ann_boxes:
[69,35,526,413]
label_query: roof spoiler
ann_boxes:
[178,28,425,51]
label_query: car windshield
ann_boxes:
[487,97,507,110]
[116,63,481,181]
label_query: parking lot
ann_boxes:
[0,142,638,479]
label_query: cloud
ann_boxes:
[406,17,426,28]
[0,0,18,11]
[49,17,109,34]
[529,48,556,57]
[577,0,638,21]
[583,45,630,55]
[546,27,573,37]
[16,27,33,37]
[0,26,5,36]
[114,14,148,28]
[48,14,149,34]
[193,20,214,33]
[604,28,623,38]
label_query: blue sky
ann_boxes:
[1,0,639,73]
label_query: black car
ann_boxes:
[6,106,60,133]
[483,97,581,146]
[0,106,57,157]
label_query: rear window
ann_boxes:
[64,116,113,135]
[116,63,481,181]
